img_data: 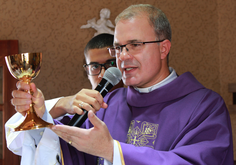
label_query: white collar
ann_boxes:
[134,67,177,93]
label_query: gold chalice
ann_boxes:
[5,52,53,131]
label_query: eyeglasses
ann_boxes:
[83,60,116,76]
[108,39,165,57]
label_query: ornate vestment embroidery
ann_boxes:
[127,120,159,148]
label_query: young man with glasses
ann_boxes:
[49,33,123,119]
[83,33,123,90]
[6,4,233,165]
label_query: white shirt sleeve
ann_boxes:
[5,97,63,165]
[45,97,63,111]
[104,140,122,165]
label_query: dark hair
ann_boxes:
[84,33,114,57]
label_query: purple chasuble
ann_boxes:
[55,72,234,165]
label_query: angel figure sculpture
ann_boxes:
[81,8,115,36]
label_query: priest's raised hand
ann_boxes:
[51,110,114,163]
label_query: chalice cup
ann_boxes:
[5,52,53,131]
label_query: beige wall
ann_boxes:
[217,0,236,159]
[1,0,236,158]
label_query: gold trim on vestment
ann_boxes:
[61,145,64,165]
[115,140,125,165]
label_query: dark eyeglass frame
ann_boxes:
[108,39,166,57]
[83,60,116,76]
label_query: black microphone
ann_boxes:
[68,67,122,127]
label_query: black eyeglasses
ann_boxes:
[107,39,166,57]
[83,60,116,76]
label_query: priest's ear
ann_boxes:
[160,39,171,60]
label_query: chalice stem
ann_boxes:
[14,80,53,131]
[14,103,53,131]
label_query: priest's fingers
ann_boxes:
[87,110,113,161]
[88,110,104,129]
[12,89,31,99]
[16,81,30,91]
[31,86,46,118]
[11,89,31,116]
[51,112,113,159]
[51,126,113,160]
[12,104,30,116]
[30,83,38,96]
[12,81,32,107]
[72,89,108,114]
[50,124,85,148]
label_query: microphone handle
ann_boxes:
[68,79,113,127]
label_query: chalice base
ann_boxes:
[14,106,53,131]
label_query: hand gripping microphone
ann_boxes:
[68,67,122,127]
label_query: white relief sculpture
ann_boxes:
[80,8,115,36]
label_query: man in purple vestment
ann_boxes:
[8,4,234,165]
